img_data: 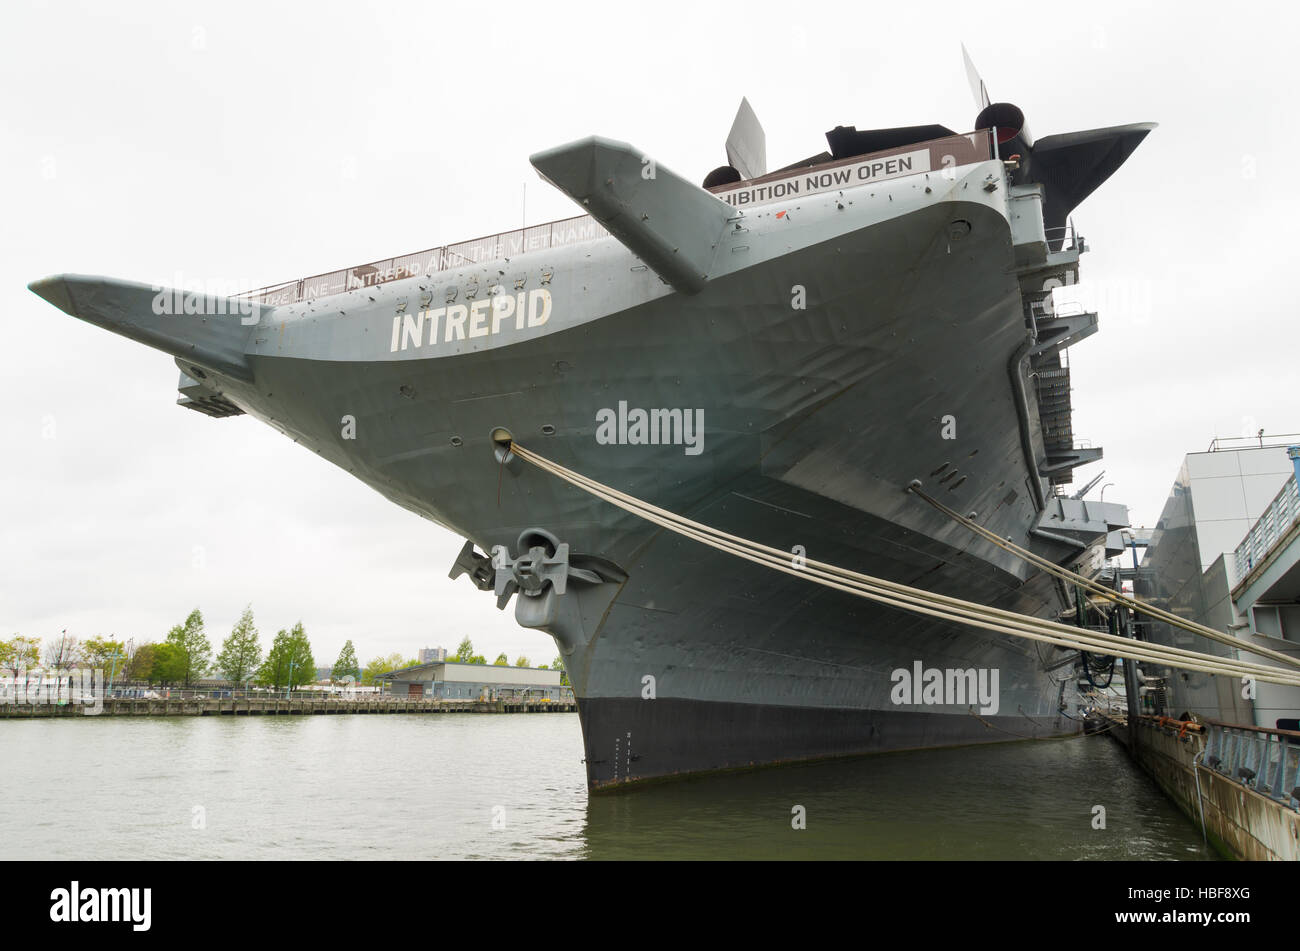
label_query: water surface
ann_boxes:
[0,714,1215,860]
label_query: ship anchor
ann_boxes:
[449,528,626,640]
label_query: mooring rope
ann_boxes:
[907,484,1300,671]
[507,443,1300,688]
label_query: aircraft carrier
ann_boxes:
[29,54,1155,788]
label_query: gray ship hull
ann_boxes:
[231,189,1081,785]
[33,153,1100,787]
[572,503,1074,786]
[578,695,1068,787]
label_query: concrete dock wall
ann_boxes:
[0,697,577,718]
[1126,716,1300,861]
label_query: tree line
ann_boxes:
[0,609,318,689]
[1,619,568,687]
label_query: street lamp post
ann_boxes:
[106,650,123,696]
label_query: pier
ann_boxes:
[0,697,577,718]
[1111,713,1300,860]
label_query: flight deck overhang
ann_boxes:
[28,274,260,383]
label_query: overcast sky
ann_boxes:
[4,0,1298,667]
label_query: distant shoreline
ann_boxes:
[1,696,577,719]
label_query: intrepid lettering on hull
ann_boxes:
[389,287,552,353]
[716,148,930,208]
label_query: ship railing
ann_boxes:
[236,214,612,308]
[1201,718,1300,807]
[1025,294,1085,325]
[234,129,998,307]
[1233,470,1300,581]
[1207,432,1300,452]
[1042,221,1082,252]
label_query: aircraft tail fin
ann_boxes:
[725,97,767,180]
[1030,122,1157,246]
[530,136,734,294]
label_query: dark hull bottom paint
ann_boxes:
[578,697,1080,789]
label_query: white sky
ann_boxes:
[4,0,1298,666]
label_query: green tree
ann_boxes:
[514,656,530,668]
[165,609,212,685]
[216,606,262,684]
[128,643,157,682]
[257,630,289,689]
[361,652,405,685]
[80,637,127,685]
[286,623,317,689]
[493,653,509,666]
[551,655,569,686]
[332,640,361,681]
[0,635,40,677]
[257,622,315,691]
[151,642,187,686]
[452,637,487,664]
[80,637,126,672]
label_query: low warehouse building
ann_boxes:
[377,661,568,701]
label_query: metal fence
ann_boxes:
[1201,719,1300,806]
[234,128,998,308]
[1234,471,1299,580]
[107,686,382,701]
[236,215,610,307]
[1041,223,1081,252]
[1207,432,1300,452]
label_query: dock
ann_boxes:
[0,697,577,718]
[1110,712,1300,860]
